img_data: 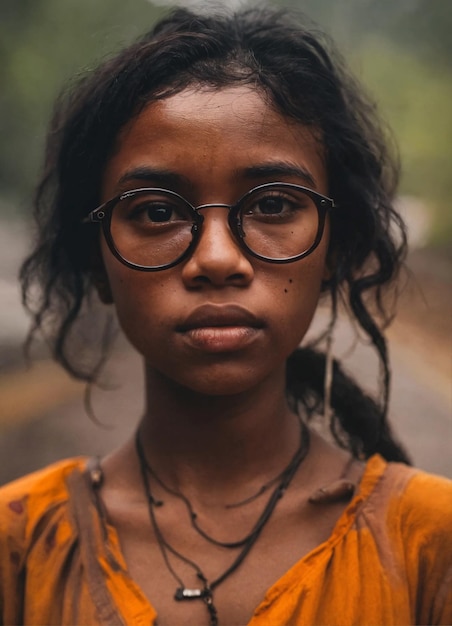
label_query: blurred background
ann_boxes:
[1,0,451,484]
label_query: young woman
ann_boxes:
[1,7,451,626]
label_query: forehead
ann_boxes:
[102,86,327,198]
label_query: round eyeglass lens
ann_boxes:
[110,190,195,267]
[238,185,320,260]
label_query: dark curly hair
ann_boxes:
[20,7,409,463]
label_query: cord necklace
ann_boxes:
[138,417,307,549]
[135,419,310,626]
[145,450,285,512]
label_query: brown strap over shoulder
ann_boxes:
[66,460,126,626]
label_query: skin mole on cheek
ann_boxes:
[284,279,294,293]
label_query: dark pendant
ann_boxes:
[175,587,203,601]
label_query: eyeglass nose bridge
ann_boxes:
[192,202,246,240]
[194,202,234,212]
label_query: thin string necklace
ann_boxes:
[145,451,285,512]
[135,419,310,626]
[139,417,307,549]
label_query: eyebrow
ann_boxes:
[116,162,317,191]
[240,163,317,188]
[117,167,192,190]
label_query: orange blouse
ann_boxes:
[0,454,451,625]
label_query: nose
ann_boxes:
[181,208,254,288]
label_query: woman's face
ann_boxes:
[100,86,330,395]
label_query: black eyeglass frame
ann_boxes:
[83,182,336,271]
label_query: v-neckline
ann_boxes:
[66,454,388,626]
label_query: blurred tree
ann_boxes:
[357,38,452,246]
[0,0,163,210]
[282,0,452,246]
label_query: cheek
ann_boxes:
[110,280,171,362]
[283,277,293,294]
[101,236,164,311]
[108,275,152,346]
[277,257,327,342]
[101,253,167,345]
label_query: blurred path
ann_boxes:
[0,219,451,484]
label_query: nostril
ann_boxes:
[229,273,247,282]
[192,275,210,286]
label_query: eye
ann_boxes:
[118,192,192,225]
[137,202,182,223]
[243,191,308,220]
[253,196,292,216]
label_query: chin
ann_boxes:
[154,360,278,398]
[179,374,262,397]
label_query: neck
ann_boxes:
[138,363,301,495]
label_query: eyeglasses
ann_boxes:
[83,182,336,271]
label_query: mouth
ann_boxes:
[177,304,264,332]
[177,304,264,352]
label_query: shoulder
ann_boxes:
[357,457,452,623]
[399,465,452,525]
[363,457,451,613]
[377,457,452,531]
[359,455,452,535]
[0,459,89,621]
[355,455,452,569]
[402,463,452,503]
[384,461,452,624]
[0,458,87,543]
[386,463,452,577]
[0,457,87,504]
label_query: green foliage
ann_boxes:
[354,38,452,245]
[0,0,164,207]
[281,0,452,246]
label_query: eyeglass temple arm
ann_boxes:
[82,206,107,224]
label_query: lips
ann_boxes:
[177,304,264,352]
[177,304,264,332]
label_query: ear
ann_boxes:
[91,269,114,304]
